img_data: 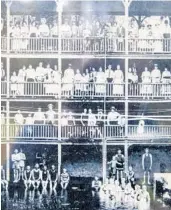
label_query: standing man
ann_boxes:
[11,149,20,182]
[18,148,26,178]
[115,149,125,183]
[142,148,152,185]
[107,155,117,179]
[46,104,56,125]
[14,110,24,135]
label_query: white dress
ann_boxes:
[11,76,18,92]
[138,192,150,210]
[96,72,106,94]
[137,119,145,135]
[161,70,171,95]
[113,70,124,95]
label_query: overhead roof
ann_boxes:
[1,0,171,16]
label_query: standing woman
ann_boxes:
[11,71,18,98]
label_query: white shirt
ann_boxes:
[151,69,161,83]
[39,24,49,37]
[14,113,24,125]
[105,69,114,79]
[36,66,45,78]
[107,111,120,123]
[25,116,34,125]
[11,153,20,162]
[142,71,151,83]
[51,25,58,36]
[113,69,124,82]
[26,68,36,80]
[64,68,75,80]
[34,111,45,122]
[88,113,96,126]
[18,152,26,161]
[46,110,56,122]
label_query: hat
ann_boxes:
[154,64,158,66]
[48,104,53,107]
[111,106,115,110]
[68,64,72,67]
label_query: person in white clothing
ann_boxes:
[17,66,26,96]
[141,67,152,98]
[96,67,105,95]
[38,18,49,37]
[14,110,24,125]
[11,149,20,182]
[74,69,83,96]
[161,67,171,98]
[88,109,97,138]
[138,185,150,210]
[62,64,75,97]
[1,166,8,190]
[25,113,34,136]
[14,110,24,136]
[113,65,124,95]
[10,71,18,97]
[46,104,56,124]
[88,109,96,126]
[107,106,120,125]
[151,64,161,97]
[18,148,26,178]
[34,107,45,124]
[137,114,145,135]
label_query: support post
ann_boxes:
[6,0,12,53]
[102,139,107,183]
[56,0,63,177]
[123,0,131,173]
[6,101,10,181]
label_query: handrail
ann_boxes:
[1,37,171,54]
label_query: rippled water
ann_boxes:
[1,183,171,210]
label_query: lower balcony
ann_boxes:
[1,124,171,142]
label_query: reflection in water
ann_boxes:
[1,185,171,210]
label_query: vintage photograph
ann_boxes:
[1,0,171,209]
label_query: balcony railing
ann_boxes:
[128,83,171,99]
[1,37,7,52]
[1,37,171,54]
[1,81,7,97]
[1,124,171,141]
[2,82,171,99]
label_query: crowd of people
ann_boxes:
[2,148,70,192]
[1,148,154,210]
[1,61,171,98]
[90,148,153,209]
[1,15,171,52]
[8,105,126,138]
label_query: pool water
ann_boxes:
[1,179,171,210]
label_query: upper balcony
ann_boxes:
[1,37,171,57]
